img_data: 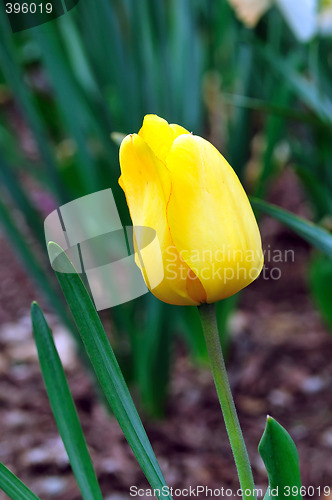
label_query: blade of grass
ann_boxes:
[179,306,209,365]
[0,153,45,244]
[0,10,66,202]
[55,14,117,158]
[131,0,158,112]
[57,15,99,98]
[228,42,254,178]
[257,42,332,128]
[0,196,109,398]
[251,197,332,257]
[295,165,332,219]
[78,0,140,131]
[169,0,202,128]
[137,296,171,417]
[49,242,172,500]
[310,255,332,331]
[0,197,74,331]
[255,85,292,198]
[29,24,100,195]
[221,93,322,126]
[150,0,172,118]
[0,463,41,500]
[31,302,103,500]
[0,118,58,188]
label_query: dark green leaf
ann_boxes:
[295,166,332,219]
[228,44,254,178]
[221,94,320,126]
[257,42,332,128]
[0,153,44,244]
[251,198,332,257]
[49,242,172,500]
[138,297,171,417]
[0,9,66,201]
[0,463,40,500]
[309,255,332,330]
[258,416,302,500]
[0,198,74,331]
[31,302,103,500]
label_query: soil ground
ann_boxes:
[1,171,332,500]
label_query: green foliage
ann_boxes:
[1,0,332,413]
[1,266,173,499]
[259,416,302,500]
[0,3,326,496]
[0,463,41,500]
[251,198,332,258]
[0,0,214,416]
[49,243,171,497]
[309,255,332,330]
[0,195,74,331]
[31,302,103,500]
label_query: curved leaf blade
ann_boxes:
[309,255,332,330]
[258,416,302,499]
[31,302,103,500]
[49,242,172,500]
[251,197,332,257]
[0,463,41,500]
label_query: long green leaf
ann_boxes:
[257,42,332,128]
[259,416,302,500]
[309,255,332,330]
[228,43,254,179]
[251,198,332,257]
[222,94,321,126]
[49,242,172,500]
[31,302,103,500]
[0,198,74,331]
[137,296,171,417]
[295,165,332,219]
[255,85,292,198]
[0,153,44,244]
[0,10,66,201]
[30,24,100,195]
[0,463,41,500]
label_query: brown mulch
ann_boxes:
[1,172,332,500]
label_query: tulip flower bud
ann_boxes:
[119,114,263,305]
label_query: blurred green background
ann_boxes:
[1,0,332,418]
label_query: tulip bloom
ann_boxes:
[119,115,263,306]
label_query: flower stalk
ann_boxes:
[198,303,257,500]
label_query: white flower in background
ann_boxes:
[317,0,332,35]
[227,0,272,28]
[275,0,317,41]
[228,0,318,42]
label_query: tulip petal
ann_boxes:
[119,134,200,305]
[166,134,263,303]
[186,269,207,303]
[169,123,190,137]
[138,114,190,163]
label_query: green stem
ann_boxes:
[198,303,257,500]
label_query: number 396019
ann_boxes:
[5,3,53,14]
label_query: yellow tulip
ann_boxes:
[119,114,263,306]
